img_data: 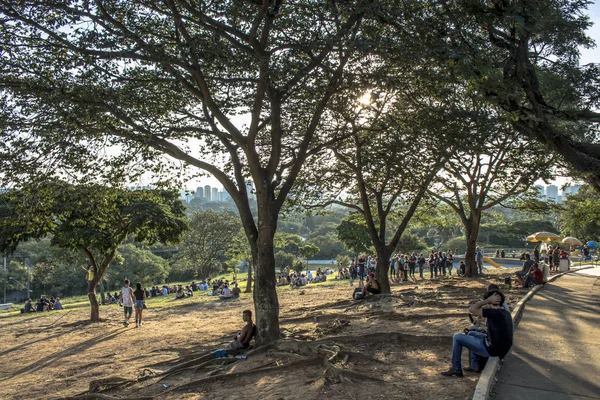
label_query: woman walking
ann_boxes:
[133,282,146,328]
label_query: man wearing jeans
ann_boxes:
[441,290,513,377]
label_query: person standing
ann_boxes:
[357,254,366,281]
[533,245,540,262]
[120,279,135,327]
[133,282,146,328]
[417,253,426,279]
[476,247,484,275]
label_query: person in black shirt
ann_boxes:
[441,290,513,377]
[133,282,146,328]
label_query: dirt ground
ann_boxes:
[0,272,524,400]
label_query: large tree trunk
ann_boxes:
[463,212,481,277]
[253,228,280,345]
[375,246,393,294]
[87,279,100,321]
[99,279,106,306]
[251,179,281,346]
[245,259,253,293]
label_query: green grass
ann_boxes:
[0,269,359,320]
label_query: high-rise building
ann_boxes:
[535,185,545,198]
[204,185,211,201]
[196,186,204,199]
[221,190,232,202]
[546,185,558,201]
[245,180,255,199]
[564,185,581,197]
[212,187,219,202]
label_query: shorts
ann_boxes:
[135,300,145,309]
[367,287,380,295]
[123,306,133,316]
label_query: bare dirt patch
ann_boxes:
[0,273,524,400]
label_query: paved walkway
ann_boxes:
[490,267,600,399]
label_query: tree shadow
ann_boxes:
[3,328,127,379]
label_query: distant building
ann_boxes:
[195,186,204,199]
[535,185,545,198]
[212,187,219,202]
[245,180,255,200]
[221,190,232,202]
[563,185,581,197]
[204,185,211,201]
[546,185,558,201]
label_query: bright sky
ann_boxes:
[180,4,600,192]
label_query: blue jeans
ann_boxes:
[477,261,483,275]
[419,265,424,278]
[451,333,490,371]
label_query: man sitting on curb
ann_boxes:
[441,290,513,377]
[516,253,534,287]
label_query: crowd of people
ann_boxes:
[23,296,63,313]
[278,267,332,288]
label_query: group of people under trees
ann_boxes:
[278,266,331,288]
[23,296,63,313]
[388,250,464,281]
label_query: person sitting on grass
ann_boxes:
[232,283,241,298]
[225,309,256,350]
[219,284,233,299]
[320,271,327,282]
[24,298,35,313]
[53,297,64,310]
[175,285,185,299]
[441,290,513,377]
[362,273,380,296]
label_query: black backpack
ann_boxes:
[353,287,364,300]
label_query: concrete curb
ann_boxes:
[471,265,595,400]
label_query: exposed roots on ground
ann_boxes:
[172,356,324,392]
[88,377,139,393]
[63,333,421,400]
[63,394,155,400]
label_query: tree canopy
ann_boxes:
[0,181,188,320]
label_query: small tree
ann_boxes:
[298,244,320,273]
[0,181,188,321]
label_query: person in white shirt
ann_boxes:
[120,279,135,327]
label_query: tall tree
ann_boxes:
[428,107,555,276]
[378,0,600,188]
[0,181,188,321]
[0,0,371,344]
[176,210,241,279]
[558,185,600,240]
[306,88,452,293]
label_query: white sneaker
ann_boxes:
[139,321,143,326]
[135,323,139,328]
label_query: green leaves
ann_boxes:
[0,181,188,256]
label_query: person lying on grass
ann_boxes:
[441,290,513,377]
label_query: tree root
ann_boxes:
[323,360,384,384]
[88,377,138,393]
[172,356,324,391]
[63,394,154,400]
[157,358,237,382]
